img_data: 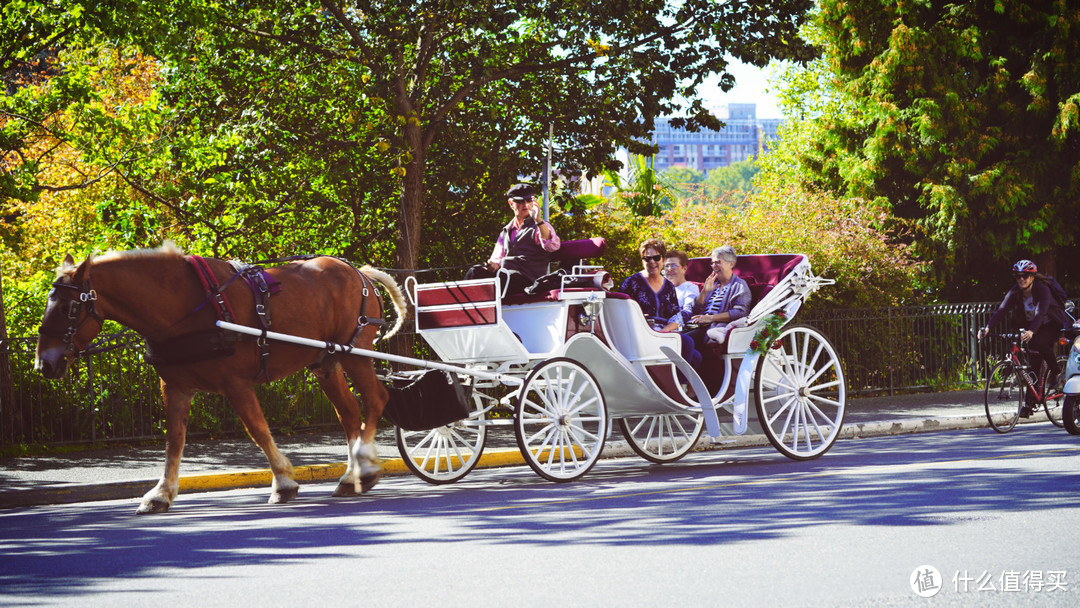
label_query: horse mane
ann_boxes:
[96,241,185,263]
[55,241,186,280]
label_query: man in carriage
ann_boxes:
[465,183,561,297]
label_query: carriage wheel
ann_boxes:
[395,388,489,484]
[619,412,704,464]
[514,358,607,482]
[984,360,1022,433]
[1043,356,1067,428]
[1064,396,1080,436]
[754,324,846,461]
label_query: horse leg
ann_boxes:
[225,385,299,504]
[311,361,385,496]
[138,382,194,515]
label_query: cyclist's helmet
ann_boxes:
[1012,259,1037,274]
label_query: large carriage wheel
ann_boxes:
[395,388,489,484]
[514,358,607,482]
[754,324,846,461]
[984,360,1022,433]
[619,412,704,464]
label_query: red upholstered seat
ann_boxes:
[551,237,606,263]
[685,253,803,310]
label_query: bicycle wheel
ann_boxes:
[984,360,1023,433]
[1043,356,1067,428]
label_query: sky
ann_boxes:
[695,60,786,120]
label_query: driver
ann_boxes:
[465,183,560,297]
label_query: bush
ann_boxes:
[579,184,925,310]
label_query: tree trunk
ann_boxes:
[388,120,428,367]
[0,273,23,442]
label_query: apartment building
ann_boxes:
[650,103,781,175]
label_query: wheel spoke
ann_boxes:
[756,325,846,461]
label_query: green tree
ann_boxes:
[5,0,818,272]
[663,165,705,201]
[704,158,758,197]
[803,0,1080,298]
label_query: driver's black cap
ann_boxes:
[506,183,536,202]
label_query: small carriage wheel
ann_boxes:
[1063,396,1080,436]
[395,388,489,484]
[984,360,1022,433]
[1043,356,1067,428]
[619,413,704,464]
[514,358,607,482]
[754,324,846,461]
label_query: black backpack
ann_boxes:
[1038,276,1069,308]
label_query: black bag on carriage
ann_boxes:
[382,370,473,431]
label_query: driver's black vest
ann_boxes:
[499,218,550,282]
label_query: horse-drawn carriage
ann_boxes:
[36,239,844,512]
[372,238,846,483]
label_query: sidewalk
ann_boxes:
[0,389,1021,509]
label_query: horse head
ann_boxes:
[35,253,104,378]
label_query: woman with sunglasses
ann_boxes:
[618,239,702,369]
[978,260,1071,414]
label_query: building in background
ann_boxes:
[651,103,781,175]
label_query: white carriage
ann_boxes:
[392,238,847,483]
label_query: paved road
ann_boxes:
[0,388,1065,509]
[1,425,1078,607]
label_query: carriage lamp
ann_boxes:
[580,295,602,332]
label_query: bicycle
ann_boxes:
[982,331,1066,433]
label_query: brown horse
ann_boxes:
[34,243,407,514]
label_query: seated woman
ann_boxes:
[618,239,702,370]
[686,245,752,350]
[663,249,700,324]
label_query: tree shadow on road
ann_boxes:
[1,425,1077,600]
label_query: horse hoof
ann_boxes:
[268,486,299,504]
[333,481,360,497]
[361,471,380,493]
[136,498,171,515]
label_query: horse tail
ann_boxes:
[358,265,407,342]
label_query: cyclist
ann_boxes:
[978,260,1070,416]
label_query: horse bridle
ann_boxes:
[38,277,103,356]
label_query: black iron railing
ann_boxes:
[0,302,1009,448]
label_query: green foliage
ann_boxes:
[704,159,759,197]
[794,0,1080,299]
[601,154,677,216]
[583,182,924,309]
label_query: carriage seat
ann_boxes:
[686,253,807,364]
[685,253,805,311]
[502,237,611,306]
[552,237,606,267]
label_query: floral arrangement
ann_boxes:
[749,311,787,356]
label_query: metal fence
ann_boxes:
[0,302,1006,449]
[800,302,999,395]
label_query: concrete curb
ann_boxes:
[0,415,999,510]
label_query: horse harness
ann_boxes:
[38,275,103,357]
[147,255,386,379]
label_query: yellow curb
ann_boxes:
[176,448,529,494]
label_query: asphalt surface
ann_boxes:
[0,389,1063,509]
